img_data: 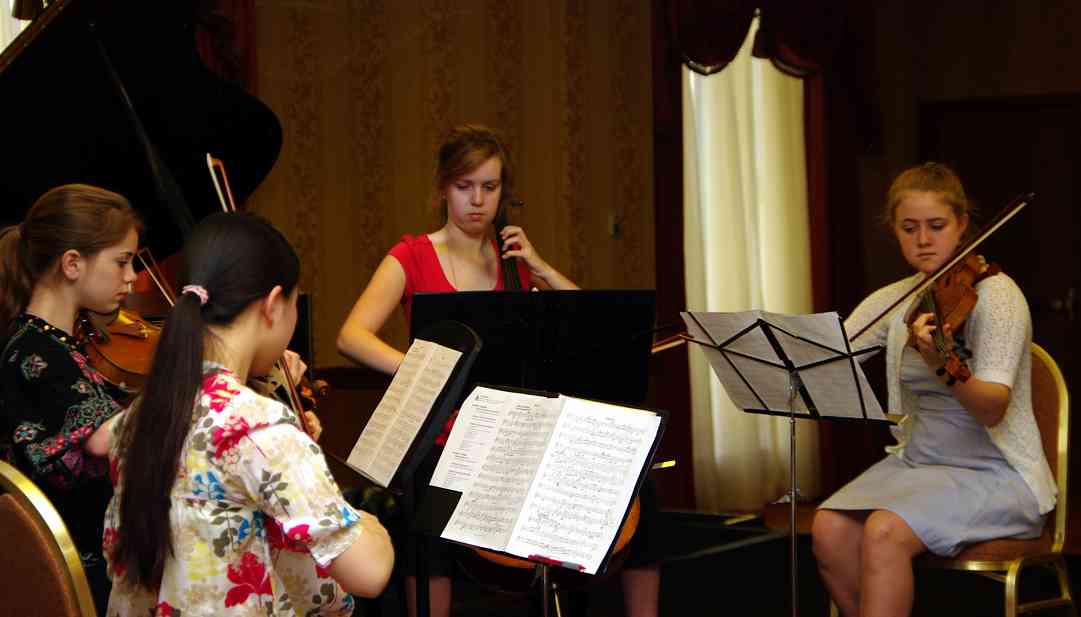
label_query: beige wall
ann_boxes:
[248,0,654,367]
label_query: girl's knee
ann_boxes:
[861,511,923,562]
[812,510,855,562]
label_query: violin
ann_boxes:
[78,307,161,391]
[77,247,176,390]
[848,192,1032,343]
[207,154,326,437]
[906,253,1000,384]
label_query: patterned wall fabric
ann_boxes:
[250,0,655,366]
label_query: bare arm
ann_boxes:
[326,512,395,598]
[336,256,408,374]
[499,225,579,290]
[85,411,123,457]
[947,377,1010,427]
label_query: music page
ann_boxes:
[682,310,885,420]
[504,397,660,574]
[345,339,461,487]
[435,387,563,551]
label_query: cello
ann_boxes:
[494,198,526,290]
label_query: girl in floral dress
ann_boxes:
[92,212,394,616]
[0,184,142,614]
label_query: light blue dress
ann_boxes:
[820,345,1044,556]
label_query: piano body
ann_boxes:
[0,0,282,260]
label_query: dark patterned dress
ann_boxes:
[0,313,128,611]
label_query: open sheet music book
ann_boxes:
[429,385,665,575]
[345,339,463,487]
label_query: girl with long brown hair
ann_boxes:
[337,125,662,617]
[0,183,141,613]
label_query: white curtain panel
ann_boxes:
[682,17,821,513]
[1,2,27,51]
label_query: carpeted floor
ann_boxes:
[356,510,1081,617]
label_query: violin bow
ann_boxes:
[207,154,238,214]
[847,192,1033,343]
[206,153,319,439]
[134,247,177,306]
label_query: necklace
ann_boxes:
[443,237,495,291]
[446,246,460,289]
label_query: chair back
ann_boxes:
[0,460,96,617]
[1029,343,1070,553]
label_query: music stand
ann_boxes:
[385,320,481,617]
[411,290,656,405]
[681,310,888,617]
[418,383,666,617]
[410,290,658,615]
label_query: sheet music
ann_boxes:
[345,339,462,487]
[504,397,660,574]
[435,387,563,550]
[682,310,886,420]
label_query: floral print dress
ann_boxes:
[103,367,365,616]
[0,313,126,556]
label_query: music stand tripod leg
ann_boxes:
[403,471,430,617]
[788,370,800,617]
[536,563,566,617]
[543,564,549,617]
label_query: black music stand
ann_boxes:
[681,310,888,617]
[417,383,666,617]
[411,290,656,405]
[378,320,480,617]
[410,290,658,615]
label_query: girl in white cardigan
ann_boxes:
[811,163,1055,617]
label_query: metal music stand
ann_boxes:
[410,291,659,616]
[681,310,889,617]
[380,320,481,617]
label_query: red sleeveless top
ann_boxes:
[387,234,532,324]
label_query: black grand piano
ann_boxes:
[0,0,281,260]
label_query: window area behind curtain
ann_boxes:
[682,16,821,513]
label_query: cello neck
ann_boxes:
[495,201,522,291]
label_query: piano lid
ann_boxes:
[0,0,282,258]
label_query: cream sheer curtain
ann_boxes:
[682,17,821,513]
[1,2,27,50]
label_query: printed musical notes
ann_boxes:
[346,339,462,487]
[436,387,661,575]
[433,387,562,549]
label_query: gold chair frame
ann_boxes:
[0,459,97,617]
[828,343,1076,617]
[915,343,1075,617]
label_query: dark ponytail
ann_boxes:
[0,226,32,334]
[114,212,299,590]
[0,184,139,333]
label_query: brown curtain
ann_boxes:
[650,0,696,510]
[669,0,844,78]
[195,0,258,91]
